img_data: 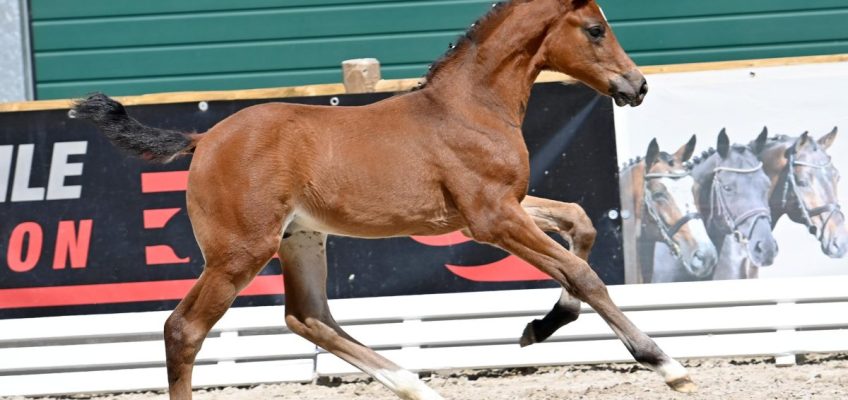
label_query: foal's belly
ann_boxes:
[289,156,465,238]
[290,207,464,238]
[290,198,465,238]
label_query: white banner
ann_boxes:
[615,61,848,283]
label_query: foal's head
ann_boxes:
[541,0,647,106]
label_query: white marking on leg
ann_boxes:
[658,359,689,383]
[557,289,581,310]
[372,369,444,400]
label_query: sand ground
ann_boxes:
[6,354,847,400]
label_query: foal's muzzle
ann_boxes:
[610,70,648,107]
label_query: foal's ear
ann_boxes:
[717,128,730,159]
[645,138,660,168]
[674,135,697,162]
[752,127,769,154]
[817,126,838,150]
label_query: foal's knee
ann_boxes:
[572,225,596,250]
[564,206,596,251]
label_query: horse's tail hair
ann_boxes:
[70,93,200,163]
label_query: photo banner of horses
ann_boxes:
[0,83,624,319]
[615,61,848,284]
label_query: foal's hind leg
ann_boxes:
[164,210,286,399]
[164,156,290,400]
[281,227,443,400]
[519,196,595,347]
[463,200,695,392]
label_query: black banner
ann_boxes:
[0,82,622,319]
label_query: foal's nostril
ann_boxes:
[639,79,649,96]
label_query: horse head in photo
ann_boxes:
[621,136,717,282]
[690,128,778,279]
[755,127,847,258]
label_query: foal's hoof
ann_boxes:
[519,321,539,347]
[667,376,698,393]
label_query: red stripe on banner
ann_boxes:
[145,245,191,265]
[143,208,182,229]
[410,230,473,246]
[445,256,552,282]
[141,171,189,193]
[0,275,284,310]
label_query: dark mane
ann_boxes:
[685,148,717,170]
[685,144,752,170]
[620,155,643,172]
[414,1,517,90]
[768,134,793,143]
[619,151,676,172]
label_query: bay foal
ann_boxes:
[72,1,694,398]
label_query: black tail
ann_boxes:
[70,93,197,163]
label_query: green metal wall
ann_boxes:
[30,0,848,99]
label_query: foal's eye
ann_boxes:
[652,191,667,201]
[796,180,810,187]
[586,25,606,39]
[722,184,733,192]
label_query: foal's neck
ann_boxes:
[426,0,561,127]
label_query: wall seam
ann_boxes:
[19,0,34,100]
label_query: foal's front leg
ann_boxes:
[519,196,594,347]
[465,200,696,392]
[280,228,443,400]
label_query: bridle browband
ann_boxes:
[709,161,772,267]
[642,170,702,273]
[779,153,842,240]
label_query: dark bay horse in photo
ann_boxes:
[689,129,778,280]
[754,128,847,258]
[620,137,717,283]
[70,1,696,398]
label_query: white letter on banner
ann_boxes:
[0,145,12,203]
[47,141,88,200]
[11,144,45,202]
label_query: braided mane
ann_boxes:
[414,1,523,90]
[620,155,643,173]
[685,144,754,170]
[685,147,717,170]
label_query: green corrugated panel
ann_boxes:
[30,0,403,20]
[32,1,492,51]
[30,0,848,99]
[37,32,458,81]
[600,0,848,20]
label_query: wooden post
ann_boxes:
[342,58,381,94]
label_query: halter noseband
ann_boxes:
[780,154,842,240]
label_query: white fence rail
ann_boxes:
[0,276,846,397]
